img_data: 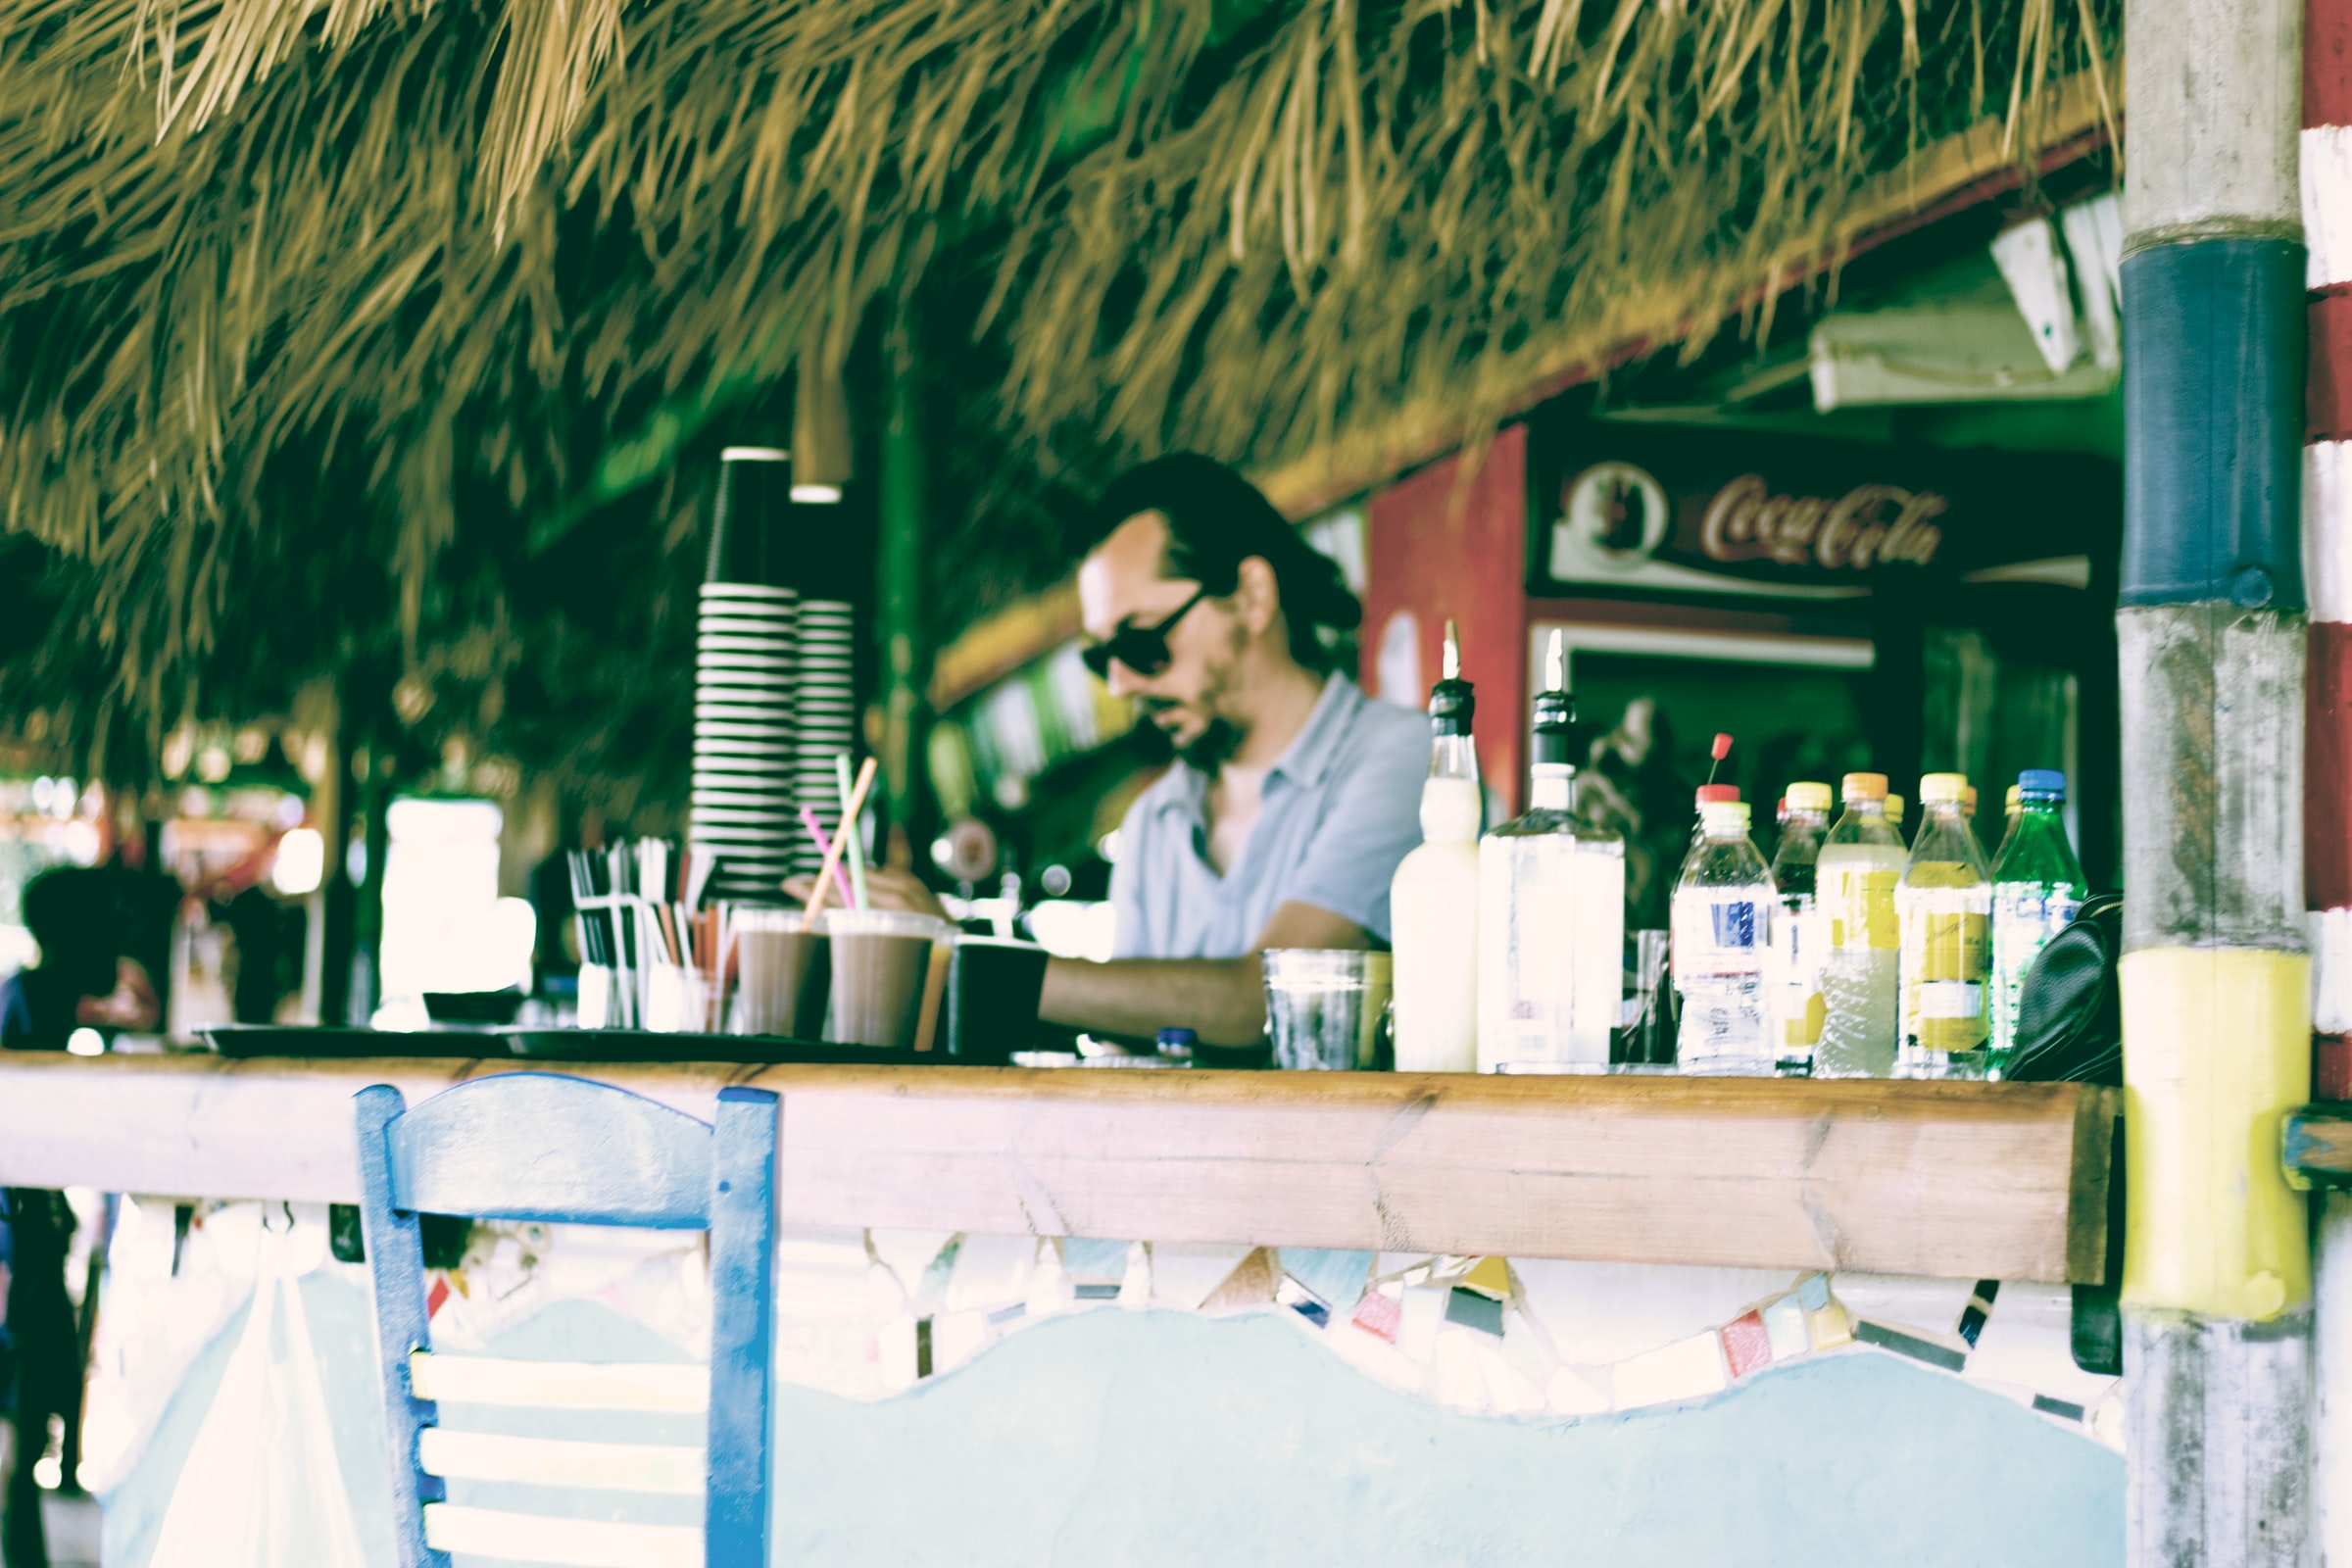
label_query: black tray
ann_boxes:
[501,1029,924,1065]
[204,1025,504,1059]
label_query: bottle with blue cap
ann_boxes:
[1987,768,2085,1078]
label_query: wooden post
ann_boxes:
[876,312,930,863]
[2302,0,2352,1550]
[2123,0,2314,1554]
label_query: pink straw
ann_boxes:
[799,806,858,909]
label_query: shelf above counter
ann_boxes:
[0,1052,2116,1285]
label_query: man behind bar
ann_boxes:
[797,452,1426,1045]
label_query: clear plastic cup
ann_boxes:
[731,907,830,1038]
[825,909,949,1049]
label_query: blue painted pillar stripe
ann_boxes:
[2122,237,2309,609]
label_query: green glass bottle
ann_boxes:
[1987,769,2086,1080]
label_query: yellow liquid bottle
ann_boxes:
[1895,773,1991,1079]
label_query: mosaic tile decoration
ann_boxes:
[82,1200,2130,1491]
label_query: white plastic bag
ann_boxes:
[147,1220,368,1568]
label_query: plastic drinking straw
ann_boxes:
[797,757,879,933]
[798,806,858,908]
[834,753,870,911]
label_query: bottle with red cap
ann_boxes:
[1671,796,1776,1075]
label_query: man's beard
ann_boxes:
[1176,715,1244,771]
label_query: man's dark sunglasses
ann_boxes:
[1081,585,1211,680]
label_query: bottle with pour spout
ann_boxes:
[1477,631,1625,1072]
[1390,622,1482,1072]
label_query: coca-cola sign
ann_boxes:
[1697,473,1946,569]
[1527,410,2114,602]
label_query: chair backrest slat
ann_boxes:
[356,1076,775,1568]
[416,1429,705,1494]
[386,1073,711,1228]
[409,1350,708,1412]
[422,1502,703,1568]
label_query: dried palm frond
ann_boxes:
[0,0,2116,758]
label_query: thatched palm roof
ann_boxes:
[0,0,2116,772]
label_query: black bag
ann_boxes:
[2005,891,2124,1087]
[2001,891,2125,1375]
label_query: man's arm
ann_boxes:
[789,869,1375,1044]
[1038,899,1372,1046]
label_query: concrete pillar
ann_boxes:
[2123,0,2314,1557]
[2303,1,2352,1557]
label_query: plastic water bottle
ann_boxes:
[1896,772,1992,1080]
[1815,772,1903,1077]
[1987,768,2085,1079]
[1672,800,1776,1075]
[1768,782,1833,1075]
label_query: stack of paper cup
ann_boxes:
[693,449,805,906]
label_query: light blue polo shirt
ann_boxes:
[1107,674,1429,958]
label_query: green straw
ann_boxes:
[834,752,869,910]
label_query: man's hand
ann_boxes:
[781,865,949,921]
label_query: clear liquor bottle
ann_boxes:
[1768,781,1833,1075]
[1476,633,1625,1073]
[1391,623,1483,1073]
[1896,771,1993,1080]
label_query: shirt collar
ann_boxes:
[1152,673,1360,813]
[1266,673,1359,789]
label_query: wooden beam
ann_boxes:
[0,1054,2113,1283]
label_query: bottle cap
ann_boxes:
[1920,772,1969,806]
[1695,784,1740,805]
[1156,1027,1198,1056]
[1428,620,1476,735]
[1529,629,1576,766]
[1699,801,1751,832]
[2006,784,2022,810]
[1886,794,1905,823]
[1840,772,1887,802]
[1786,781,1833,813]
[1961,785,1979,816]
[2018,768,2067,799]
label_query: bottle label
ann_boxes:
[1916,981,1983,1019]
[1673,895,1767,976]
[1905,906,1989,1052]
[1771,894,1828,1049]
[1825,867,1899,951]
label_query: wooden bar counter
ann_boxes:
[0,1051,2116,1284]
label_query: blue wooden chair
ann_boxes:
[354,1075,777,1568]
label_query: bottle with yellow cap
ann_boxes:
[1896,771,1992,1079]
[1767,782,1834,1075]
[1815,772,1903,1076]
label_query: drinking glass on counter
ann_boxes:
[1261,949,1392,1070]
[1615,929,1677,1071]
